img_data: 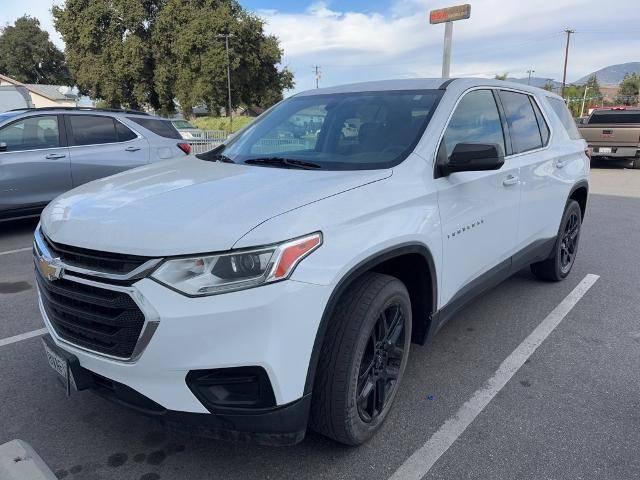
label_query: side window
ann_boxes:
[0,115,60,152]
[546,97,582,140]
[499,91,543,154]
[442,89,505,159]
[127,117,182,139]
[69,115,118,145]
[530,98,550,145]
[115,120,137,142]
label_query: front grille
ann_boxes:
[42,234,151,276]
[36,268,145,358]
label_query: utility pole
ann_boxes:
[526,69,535,85]
[313,66,322,89]
[561,28,575,98]
[580,84,589,117]
[217,33,235,131]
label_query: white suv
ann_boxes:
[35,78,588,446]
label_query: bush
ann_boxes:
[192,116,254,132]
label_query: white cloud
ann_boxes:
[260,0,640,92]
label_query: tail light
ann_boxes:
[177,143,191,155]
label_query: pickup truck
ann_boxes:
[579,107,640,169]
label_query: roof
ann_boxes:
[295,77,563,100]
[0,73,77,101]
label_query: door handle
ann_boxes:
[502,175,519,187]
[125,146,141,152]
[555,159,569,169]
[45,153,66,160]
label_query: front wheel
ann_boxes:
[309,272,412,445]
[531,200,582,281]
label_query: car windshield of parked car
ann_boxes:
[213,90,443,170]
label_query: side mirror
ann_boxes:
[0,142,6,152]
[440,143,504,175]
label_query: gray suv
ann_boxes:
[0,107,192,221]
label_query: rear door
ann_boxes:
[65,114,149,187]
[0,114,71,216]
[435,89,520,306]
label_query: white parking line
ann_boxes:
[389,273,600,480]
[0,246,32,257]
[0,328,47,348]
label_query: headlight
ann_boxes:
[151,232,322,296]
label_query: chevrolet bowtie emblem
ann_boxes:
[38,256,64,281]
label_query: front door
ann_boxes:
[435,89,520,307]
[0,114,71,216]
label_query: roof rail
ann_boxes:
[7,106,150,115]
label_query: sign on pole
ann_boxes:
[429,4,471,78]
[429,4,471,24]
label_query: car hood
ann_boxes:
[41,157,391,256]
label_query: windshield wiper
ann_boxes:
[244,157,322,170]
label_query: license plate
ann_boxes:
[599,147,612,154]
[43,339,74,395]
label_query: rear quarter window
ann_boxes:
[127,117,182,139]
[546,97,582,140]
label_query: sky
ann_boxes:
[1,0,639,93]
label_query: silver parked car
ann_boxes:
[171,119,204,140]
[0,107,192,221]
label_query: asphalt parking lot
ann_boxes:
[1,163,639,480]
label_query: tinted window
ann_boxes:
[587,111,640,125]
[216,90,443,170]
[531,98,550,145]
[128,117,182,139]
[115,121,137,141]
[442,89,505,158]
[499,91,543,153]
[546,97,582,140]
[69,115,117,145]
[172,120,196,129]
[0,115,59,152]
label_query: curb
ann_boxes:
[0,440,57,480]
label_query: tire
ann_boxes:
[531,200,582,282]
[632,157,640,169]
[309,272,412,445]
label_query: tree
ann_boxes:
[542,80,555,92]
[615,73,640,106]
[0,16,71,85]
[53,0,161,109]
[151,0,293,115]
[494,73,508,80]
[53,0,293,113]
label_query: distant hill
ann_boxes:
[576,62,640,85]
[507,77,562,89]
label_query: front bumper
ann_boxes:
[38,272,332,439]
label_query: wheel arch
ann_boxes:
[303,243,438,395]
[569,180,589,220]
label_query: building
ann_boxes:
[0,73,78,108]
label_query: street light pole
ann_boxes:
[217,33,235,131]
[442,21,453,79]
[526,69,535,85]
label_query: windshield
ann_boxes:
[172,120,197,129]
[209,90,443,170]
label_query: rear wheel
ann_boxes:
[531,200,582,281]
[632,157,640,169]
[309,272,412,445]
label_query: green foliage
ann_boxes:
[543,81,555,92]
[0,16,71,84]
[562,76,603,117]
[615,73,640,105]
[192,115,254,132]
[53,0,294,114]
[494,73,508,80]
